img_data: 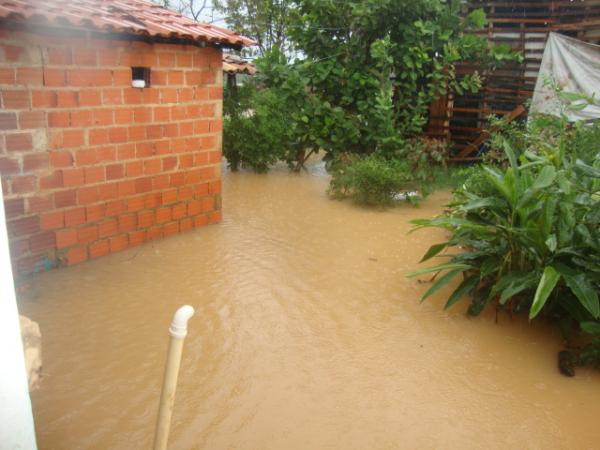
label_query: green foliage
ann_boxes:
[222,82,293,172]
[328,154,416,206]
[214,0,295,56]
[409,116,600,371]
[222,1,520,174]
[425,164,477,192]
[405,137,449,194]
[284,0,517,159]
[328,137,451,206]
[484,116,528,165]
[257,48,357,170]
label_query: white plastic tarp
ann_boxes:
[531,32,600,121]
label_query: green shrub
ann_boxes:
[410,116,600,374]
[328,138,459,206]
[567,120,600,162]
[425,165,480,192]
[406,138,449,169]
[328,154,417,206]
[405,137,450,194]
[484,116,528,165]
[222,84,293,173]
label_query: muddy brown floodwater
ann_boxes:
[18,161,600,450]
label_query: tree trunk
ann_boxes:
[292,148,306,172]
[293,148,316,172]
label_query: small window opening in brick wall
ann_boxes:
[131,67,151,88]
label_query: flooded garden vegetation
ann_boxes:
[20,163,600,449]
[18,0,600,448]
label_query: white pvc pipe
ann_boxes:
[168,305,195,339]
[153,305,195,450]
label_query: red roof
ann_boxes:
[0,0,255,48]
[223,54,256,75]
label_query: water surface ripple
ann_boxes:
[20,164,600,449]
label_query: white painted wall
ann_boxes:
[0,180,37,450]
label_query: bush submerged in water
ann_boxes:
[327,138,451,207]
[328,154,418,206]
[410,116,600,375]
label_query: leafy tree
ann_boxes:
[283,0,516,158]
[222,82,294,172]
[222,0,519,174]
[213,0,294,56]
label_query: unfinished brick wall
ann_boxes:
[0,26,223,275]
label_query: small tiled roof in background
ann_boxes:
[223,54,256,75]
[0,0,255,48]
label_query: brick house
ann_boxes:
[0,0,253,274]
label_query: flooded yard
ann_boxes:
[19,163,600,449]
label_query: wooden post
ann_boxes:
[453,104,526,160]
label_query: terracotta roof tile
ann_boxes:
[0,0,255,47]
[223,54,256,75]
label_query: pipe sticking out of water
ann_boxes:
[153,305,195,450]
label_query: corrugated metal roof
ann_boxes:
[0,0,255,48]
[223,54,256,75]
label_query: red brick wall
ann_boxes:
[0,27,223,274]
